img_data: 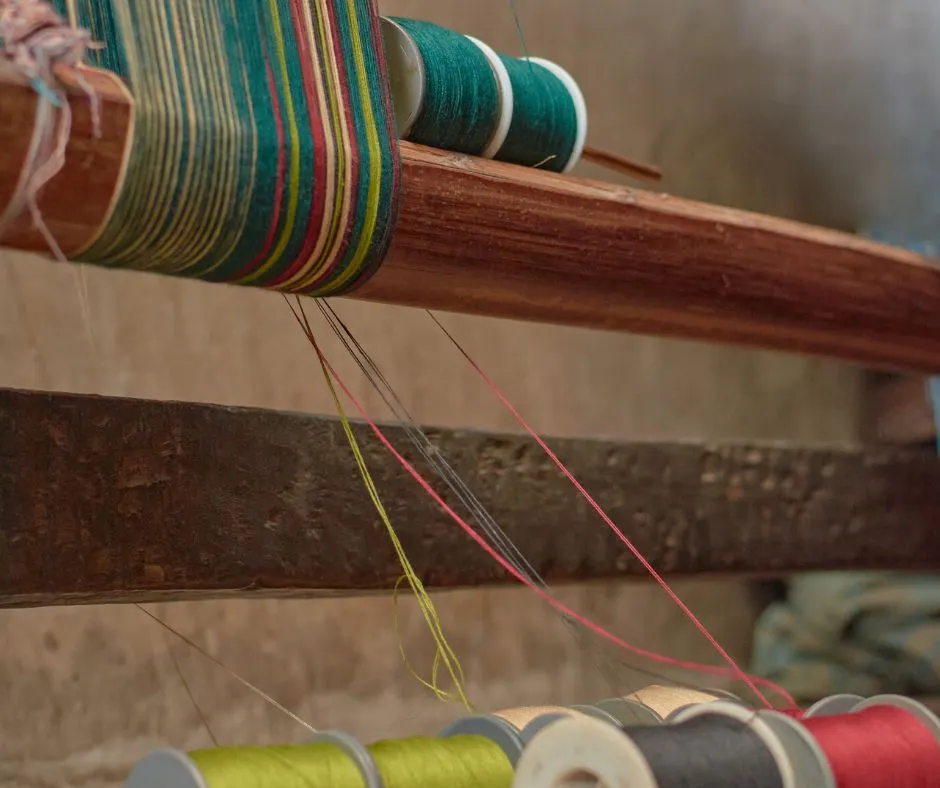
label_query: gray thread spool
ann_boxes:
[439,713,525,765]
[124,748,208,788]
[670,700,797,788]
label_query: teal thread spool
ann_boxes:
[380,17,513,157]
[380,18,587,172]
[494,56,587,173]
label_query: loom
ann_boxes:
[3,0,940,786]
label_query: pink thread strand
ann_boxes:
[302,324,795,707]
[425,311,778,708]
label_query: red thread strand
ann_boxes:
[803,706,940,788]
[426,311,781,709]
[302,322,795,707]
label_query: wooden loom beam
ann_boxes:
[4,65,940,373]
[1,387,940,608]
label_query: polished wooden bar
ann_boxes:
[5,64,940,372]
[1,388,939,607]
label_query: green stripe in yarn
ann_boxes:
[495,56,577,173]
[390,17,500,156]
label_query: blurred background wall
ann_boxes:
[5,0,937,783]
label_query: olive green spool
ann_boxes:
[125,735,515,788]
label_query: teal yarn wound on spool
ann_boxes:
[390,17,502,155]
[495,56,578,173]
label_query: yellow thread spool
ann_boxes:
[126,734,514,788]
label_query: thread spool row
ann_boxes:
[515,694,940,788]
[124,685,736,787]
[380,17,587,173]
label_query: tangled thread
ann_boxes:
[0,0,101,259]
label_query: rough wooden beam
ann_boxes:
[1,388,940,608]
[5,65,940,372]
[869,375,936,443]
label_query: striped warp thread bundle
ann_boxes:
[45,0,400,296]
[382,16,586,173]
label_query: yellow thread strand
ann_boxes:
[288,297,471,710]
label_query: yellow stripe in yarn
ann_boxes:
[292,300,471,710]
[190,735,513,788]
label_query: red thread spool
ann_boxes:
[801,705,940,787]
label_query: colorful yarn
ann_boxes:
[423,312,790,707]
[388,17,501,155]
[302,323,794,705]
[52,0,399,295]
[495,56,577,172]
[185,736,513,788]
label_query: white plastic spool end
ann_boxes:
[759,710,836,788]
[803,694,866,717]
[464,35,514,158]
[513,715,658,788]
[439,713,525,765]
[124,748,208,788]
[379,17,426,139]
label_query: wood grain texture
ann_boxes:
[3,67,940,372]
[870,375,935,442]
[0,64,132,255]
[1,387,938,608]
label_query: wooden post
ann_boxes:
[5,64,940,372]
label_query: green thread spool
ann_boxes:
[381,17,512,157]
[494,56,587,173]
[379,17,588,171]
[125,734,514,788]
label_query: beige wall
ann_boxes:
[7,0,933,783]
